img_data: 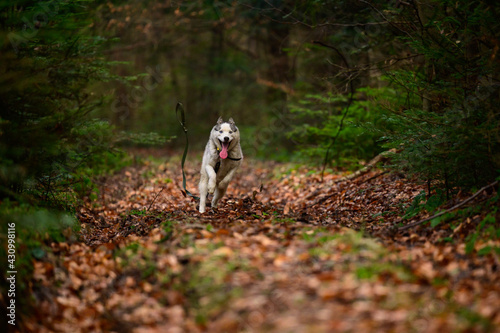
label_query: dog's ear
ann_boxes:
[216,117,224,125]
[228,118,237,131]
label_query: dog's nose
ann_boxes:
[224,136,229,142]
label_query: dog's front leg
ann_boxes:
[219,168,237,190]
[212,168,237,209]
[205,164,217,194]
[199,173,208,213]
[212,184,227,209]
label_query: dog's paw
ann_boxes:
[199,206,206,213]
[208,182,216,194]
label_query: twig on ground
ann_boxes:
[397,180,498,232]
[147,186,165,211]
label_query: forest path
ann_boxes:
[26,153,499,332]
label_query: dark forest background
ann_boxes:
[1,0,500,318]
[2,1,500,194]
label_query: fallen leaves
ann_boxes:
[23,151,500,332]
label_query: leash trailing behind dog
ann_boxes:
[175,102,200,201]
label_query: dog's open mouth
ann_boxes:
[219,140,230,159]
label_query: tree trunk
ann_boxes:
[265,22,293,105]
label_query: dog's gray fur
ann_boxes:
[199,117,243,213]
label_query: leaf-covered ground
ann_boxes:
[25,151,500,332]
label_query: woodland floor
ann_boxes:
[25,150,500,332]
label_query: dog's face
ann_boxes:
[212,117,239,159]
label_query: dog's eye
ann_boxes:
[229,131,232,134]
[219,131,223,133]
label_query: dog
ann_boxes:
[199,117,243,213]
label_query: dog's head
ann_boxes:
[212,117,239,159]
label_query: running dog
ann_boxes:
[199,117,243,213]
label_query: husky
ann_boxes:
[199,117,243,213]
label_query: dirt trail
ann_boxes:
[25,155,500,332]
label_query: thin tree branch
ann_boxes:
[397,180,498,231]
[313,41,355,182]
[359,0,413,39]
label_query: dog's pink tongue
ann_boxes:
[220,142,229,159]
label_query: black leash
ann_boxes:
[175,102,200,201]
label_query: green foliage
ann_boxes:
[402,189,446,220]
[0,0,145,319]
[287,89,386,167]
[407,189,500,252]
[0,200,79,312]
[355,262,413,282]
[118,131,174,146]
[0,1,126,207]
[374,0,500,191]
[281,0,500,190]
[465,209,499,255]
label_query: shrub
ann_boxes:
[374,0,500,192]
[287,88,389,168]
